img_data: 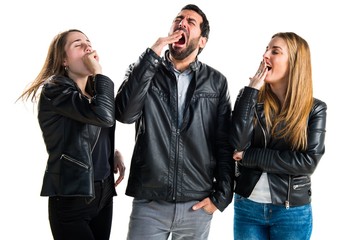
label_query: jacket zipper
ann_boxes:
[293,182,311,190]
[173,73,180,201]
[91,128,101,153]
[173,129,180,201]
[61,154,89,170]
[255,107,290,209]
[285,175,291,209]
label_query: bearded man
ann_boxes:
[115,4,234,240]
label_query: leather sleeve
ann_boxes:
[209,77,235,212]
[230,87,259,151]
[242,99,327,175]
[115,48,162,124]
[41,74,115,127]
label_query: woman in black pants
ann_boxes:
[18,29,125,240]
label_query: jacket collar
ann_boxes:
[163,50,200,72]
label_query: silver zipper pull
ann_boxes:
[235,162,240,177]
[285,200,290,209]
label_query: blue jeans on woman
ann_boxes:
[233,194,312,240]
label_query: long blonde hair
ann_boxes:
[17,29,85,102]
[259,32,313,151]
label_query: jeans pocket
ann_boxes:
[234,193,246,202]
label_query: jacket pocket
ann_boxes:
[59,154,93,196]
[292,176,311,190]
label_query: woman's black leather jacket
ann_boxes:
[115,48,234,211]
[38,74,115,198]
[230,87,327,207]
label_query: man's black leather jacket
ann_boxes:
[38,74,115,198]
[115,49,234,211]
[230,87,327,207]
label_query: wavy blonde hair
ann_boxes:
[259,32,313,151]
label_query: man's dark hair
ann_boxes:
[182,4,210,39]
[182,4,209,54]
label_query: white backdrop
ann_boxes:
[1,0,358,239]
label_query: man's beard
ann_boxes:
[169,37,199,61]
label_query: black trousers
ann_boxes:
[48,176,114,240]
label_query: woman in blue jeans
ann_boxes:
[230,32,327,240]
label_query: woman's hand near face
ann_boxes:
[83,50,102,75]
[249,60,268,90]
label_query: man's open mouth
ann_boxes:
[177,33,186,44]
[174,30,187,45]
